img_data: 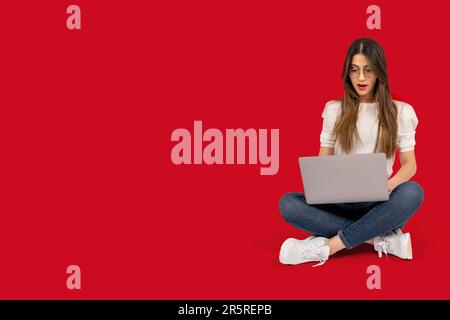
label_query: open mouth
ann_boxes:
[357,84,368,90]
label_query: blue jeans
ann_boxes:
[278,181,424,249]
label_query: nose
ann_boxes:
[358,70,366,81]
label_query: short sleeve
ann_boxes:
[320,101,340,148]
[397,102,419,152]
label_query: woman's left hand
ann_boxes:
[387,179,398,194]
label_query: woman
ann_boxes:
[278,38,424,267]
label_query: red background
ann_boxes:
[0,0,448,299]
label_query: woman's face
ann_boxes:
[349,54,377,102]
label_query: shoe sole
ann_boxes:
[405,233,413,260]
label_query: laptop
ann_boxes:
[298,153,389,205]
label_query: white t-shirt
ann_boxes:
[320,99,419,179]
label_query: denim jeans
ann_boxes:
[278,181,424,249]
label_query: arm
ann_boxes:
[388,150,417,192]
[318,146,334,156]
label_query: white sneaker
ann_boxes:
[374,228,413,260]
[279,236,330,267]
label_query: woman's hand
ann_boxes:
[387,179,398,194]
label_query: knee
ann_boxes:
[278,192,304,223]
[398,181,424,209]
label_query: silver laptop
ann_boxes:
[298,153,389,204]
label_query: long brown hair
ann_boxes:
[333,38,397,159]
